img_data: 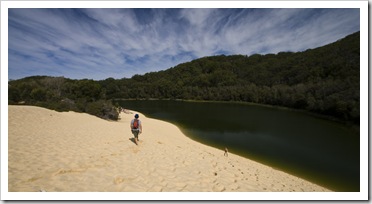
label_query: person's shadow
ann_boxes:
[129,137,137,145]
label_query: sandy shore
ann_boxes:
[8,105,331,193]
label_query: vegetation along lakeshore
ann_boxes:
[8,32,360,191]
[8,31,360,125]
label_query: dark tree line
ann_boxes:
[8,32,360,124]
[8,76,119,120]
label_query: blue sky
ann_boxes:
[8,8,360,80]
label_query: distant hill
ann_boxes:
[9,32,360,123]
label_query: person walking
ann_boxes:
[130,114,142,145]
[224,147,228,157]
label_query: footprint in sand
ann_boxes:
[212,183,226,192]
[53,168,85,176]
[130,146,140,154]
[113,176,134,184]
[27,176,42,182]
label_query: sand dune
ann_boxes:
[8,105,330,192]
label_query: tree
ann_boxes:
[8,32,360,123]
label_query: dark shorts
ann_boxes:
[131,129,139,138]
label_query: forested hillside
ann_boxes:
[8,32,360,123]
[8,76,120,120]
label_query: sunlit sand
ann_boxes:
[8,105,330,192]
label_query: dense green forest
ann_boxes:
[8,76,120,120]
[8,32,360,124]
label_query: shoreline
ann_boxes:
[115,98,359,128]
[8,105,331,193]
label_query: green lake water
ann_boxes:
[118,100,360,192]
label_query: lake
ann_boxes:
[118,100,360,191]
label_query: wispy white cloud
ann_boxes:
[8,8,360,80]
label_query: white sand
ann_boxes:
[8,105,330,192]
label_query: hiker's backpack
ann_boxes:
[133,119,139,129]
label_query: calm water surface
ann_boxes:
[118,100,360,191]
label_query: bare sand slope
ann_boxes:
[8,105,330,192]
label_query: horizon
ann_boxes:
[7,6,360,81]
